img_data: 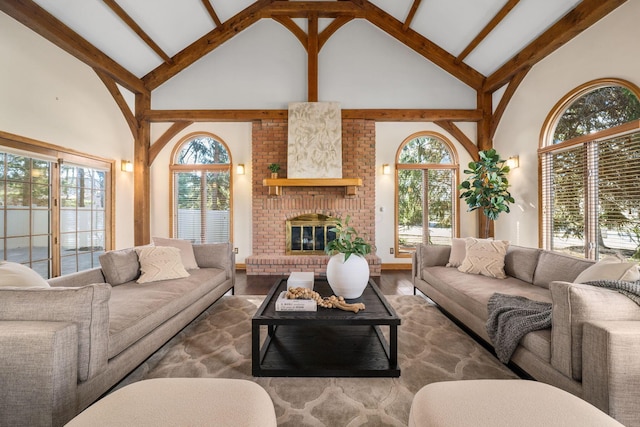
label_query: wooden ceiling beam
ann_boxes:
[319,16,354,50]
[490,66,530,139]
[94,69,138,137]
[148,121,193,165]
[485,0,627,92]
[143,0,274,90]
[262,1,364,18]
[402,0,422,31]
[434,120,479,161]
[273,16,308,48]
[456,0,520,64]
[102,0,172,64]
[0,0,145,94]
[350,0,484,90]
[144,108,482,122]
[201,0,222,27]
[308,13,319,102]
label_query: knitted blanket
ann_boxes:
[486,279,640,364]
[486,294,552,364]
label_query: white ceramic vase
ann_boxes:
[326,253,370,299]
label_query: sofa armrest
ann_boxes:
[193,243,235,281]
[550,281,640,382]
[0,284,110,382]
[413,244,450,281]
[0,321,78,426]
[583,320,640,427]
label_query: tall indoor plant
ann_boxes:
[458,149,514,238]
[325,216,372,299]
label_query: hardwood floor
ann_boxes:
[233,270,414,296]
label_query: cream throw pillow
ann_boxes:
[575,255,640,283]
[152,237,199,270]
[0,261,50,288]
[458,238,509,279]
[446,238,467,267]
[136,246,190,284]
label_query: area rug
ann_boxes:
[118,295,517,426]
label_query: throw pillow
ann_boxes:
[136,246,190,284]
[574,255,640,284]
[99,248,140,286]
[0,261,50,288]
[446,238,467,267]
[152,237,199,270]
[458,238,509,279]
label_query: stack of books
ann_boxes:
[275,291,317,311]
[276,272,317,311]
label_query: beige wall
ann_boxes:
[0,12,135,249]
[493,0,640,248]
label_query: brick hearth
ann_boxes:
[246,118,381,276]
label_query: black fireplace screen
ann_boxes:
[286,214,337,255]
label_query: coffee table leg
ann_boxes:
[390,325,398,367]
[252,323,260,376]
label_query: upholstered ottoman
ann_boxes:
[408,380,623,427]
[66,378,277,426]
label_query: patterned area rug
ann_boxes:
[118,295,517,426]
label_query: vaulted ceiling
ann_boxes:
[0,0,627,96]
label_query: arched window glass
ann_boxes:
[395,133,458,257]
[541,79,640,260]
[171,134,232,244]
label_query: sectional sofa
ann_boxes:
[0,241,235,427]
[412,240,640,427]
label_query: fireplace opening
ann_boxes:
[286,214,337,255]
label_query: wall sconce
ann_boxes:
[236,164,245,175]
[382,164,391,175]
[506,156,519,169]
[121,160,133,172]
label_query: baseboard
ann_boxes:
[381,263,412,271]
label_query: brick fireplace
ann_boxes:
[246,118,381,276]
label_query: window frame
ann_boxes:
[394,131,459,258]
[169,132,233,244]
[0,130,114,278]
[539,78,640,258]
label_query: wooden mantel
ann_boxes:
[262,177,363,196]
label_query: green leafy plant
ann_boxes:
[325,215,372,261]
[268,163,281,173]
[458,148,514,238]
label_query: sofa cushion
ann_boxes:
[446,238,466,267]
[574,256,639,283]
[152,237,199,270]
[0,261,49,288]
[422,266,552,324]
[532,251,594,289]
[107,268,227,358]
[458,238,509,279]
[504,246,541,284]
[136,246,190,284]
[99,248,140,286]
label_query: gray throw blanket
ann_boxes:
[486,279,640,364]
[486,294,551,364]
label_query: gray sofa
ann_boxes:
[412,243,640,427]
[0,242,235,427]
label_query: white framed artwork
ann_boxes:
[287,102,342,178]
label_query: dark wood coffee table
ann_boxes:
[252,277,400,377]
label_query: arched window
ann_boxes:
[395,132,458,256]
[540,78,640,259]
[170,133,232,244]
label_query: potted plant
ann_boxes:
[325,215,372,299]
[268,163,281,178]
[458,148,514,238]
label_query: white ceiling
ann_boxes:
[30,0,583,82]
